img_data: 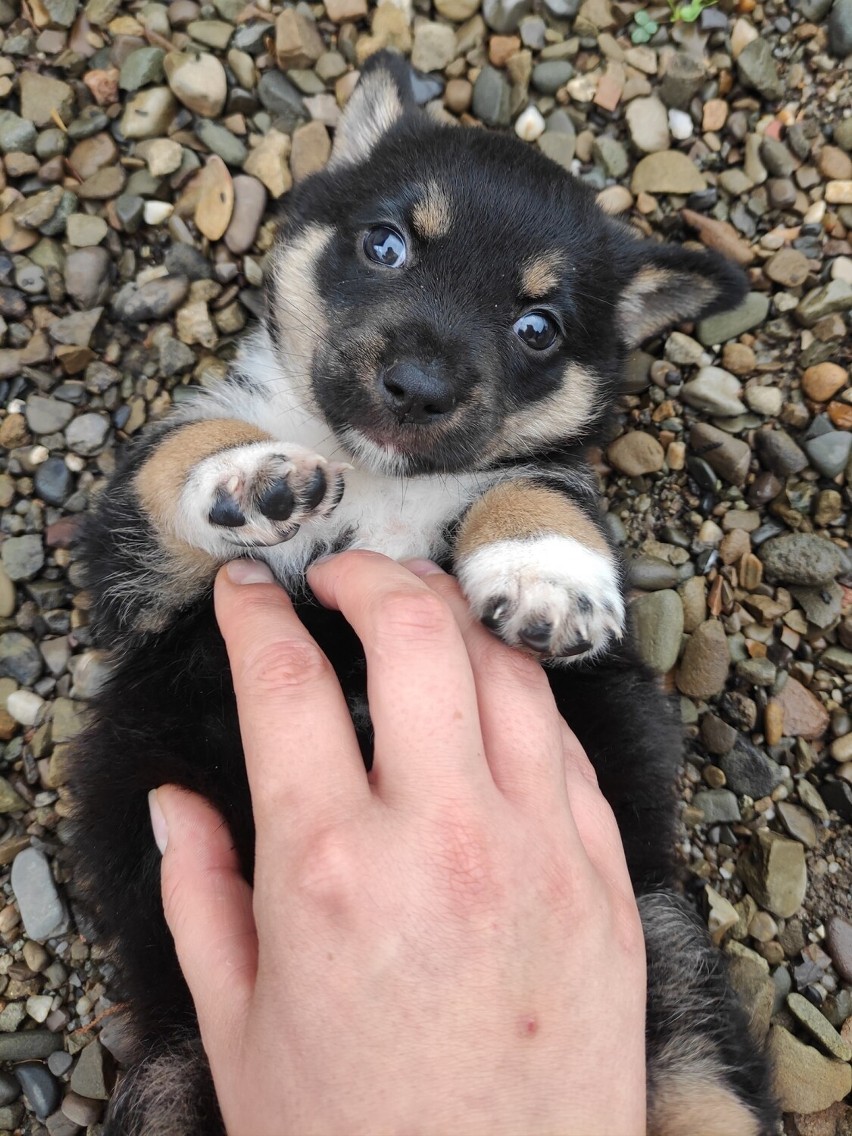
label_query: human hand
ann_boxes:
[150,552,647,1136]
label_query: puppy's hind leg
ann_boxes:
[105,1034,224,1136]
[641,891,778,1136]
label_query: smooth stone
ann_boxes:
[697,292,770,345]
[531,60,574,95]
[737,39,783,100]
[676,619,729,700]
[64,247,112,309]
[0,631,43,684]
[796,280,852,327]
[69,1041,113,1101]
[0,1073,19,1107]
[10,848,69,941]
[119,46,165,91]
[472,66,511,127]
[805,430,852,478]
[631,150,706,194]
[15,1063,60,1121]
[825,916,852,984]
[690,423,751,486]
[120,87,178,140]
[19,72,75,129]
[256,70,308,133]
[482,0,532,33]
[0,1034,63,1062]
[34,459,73,507]
[776,801,817,848]
[756,429,808,476]
[164,49,227,117]
[66,213,109,247]
[61,1091,103,1126]
[631,590,683,673]
[2,535,45,582]
[224,176,267,254]
[65,413,109,455]
[681,366,745,417]
[26,396,73,435]
[760,534,842,586]
[775,677,829,740]
[739,830,807,918]
[194,119,248,166]
[0,111,37,154]
[625,95,669,153]
[828,0,852,56]
[607,431,664,476]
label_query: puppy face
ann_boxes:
[265,53,746,477]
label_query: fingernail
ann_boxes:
[403,558,445,578]
[226,559,275,585]
[149,789,168,855]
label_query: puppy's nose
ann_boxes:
[380,362,456,423]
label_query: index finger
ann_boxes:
[214,560,370,845]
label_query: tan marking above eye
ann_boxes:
[411,181,452,240]
[521,252,566,299]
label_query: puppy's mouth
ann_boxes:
[339,423,480,478]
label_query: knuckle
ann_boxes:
[242,637,329,695]
[375,588,456,645]
[290,824,358,914]
[426,806,501,917]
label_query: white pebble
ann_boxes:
[65,453,85,473]
[26,994,54,1023]
[143,201,174,226]
[514,105,546,142]
[668,109,693,141]
[29,445,49,465]
[6,689,45,727]
[8,398,25,415]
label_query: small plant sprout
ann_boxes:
[667,0,718,22]
[631,9,659,42]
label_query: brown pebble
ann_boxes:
[195,155,234,241]
[764,247,810,288]
[722,341,756,374]
[739,553,763,591]
[444,78,472,114]
[702,98,728,132]
[676,620,730,700]
[802,362,847,401]
[765,700,784,746]
[827,401,852,429]
[607,431,665,476]
[489,35,520,68]
[817,145,852,181]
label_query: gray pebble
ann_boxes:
[0,110,37,154]
[34,457,74,507]
[531,61,574,95]
[15,1063,61,1121]
[61,1090,103,1126]
[0,1103,24,1130]
[719,737,782,798]
[796,279,852,326]
[69,1040,113,1101]
[112,276,190,322]
[693,788,742,824]
[2,534,45,582]
[482,0,531,32]
[760,533,842,586]
[119,46,165,92]
[805,430,852,478]
[194,119,248,166]
[681,366,746,417]
[756,429,808,476]
[0,630,43,684]
[0,1072,20,1107]
[760,137,796,177]
[10,848,69,941]
[737,39,784,101]
[256,71,308,132]
[631,589,683,674]
[697,293,770,345]
[629,557,680,591]
[0,1033,63,1062]
[472,66,512,127]
[26,396,74,435]
[828,0,852,56]
[736,657,777,687]
[114,194,145,233]
[592,136,628,179]
[64,247,112,310]
[658,51,706,109]
[65,413,109,455]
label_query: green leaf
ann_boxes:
[635,10,651,25]
[631,25,652,41]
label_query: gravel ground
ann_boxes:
[0,0,851,1131]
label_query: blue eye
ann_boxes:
[364,226,407,268]
[514,311,559,351]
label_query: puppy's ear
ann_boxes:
[615,240,749,348]
[329,50,416,169]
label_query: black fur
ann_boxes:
[67,52,777,1135]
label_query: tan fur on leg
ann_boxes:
[649,1071,760,1136]
[456,480,609,558]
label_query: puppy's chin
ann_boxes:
[339,426,479,478]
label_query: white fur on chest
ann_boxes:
[182,331,493,577]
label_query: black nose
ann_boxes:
[379,362,456,423]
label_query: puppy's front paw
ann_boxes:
[185,442,348,549]
[456,535,625,662]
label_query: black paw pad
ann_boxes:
[257,478,296,522]
[209,489,246,528]
[518,622,554,653]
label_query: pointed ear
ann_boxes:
[615,241,749,348]
[329,50,416,169]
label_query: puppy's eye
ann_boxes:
[513,311,559,351]
[364,226,407,268]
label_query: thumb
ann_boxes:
[151,786,257,1056]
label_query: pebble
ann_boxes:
[787,994,852,1062]
[631,590,683,674]
[607,431,664,476]
[718,737,781,798]
[515,106,545,143]
[2,534,45,582]
[120,87,178,140]
[69,1040,113,1101]
[825,917,852,984]
[776,802,817,849]
[796,280,852,327]
[774,677,829,740]
[14,1063,61,1121]
[6,689,45,727]
[681,367,745,417]
[689,423,751,487]
[764,248,809,289]
[759,534,842,586]
[828,0,852,56]
[805,431,852,479]
[0,1034,62,1062]
[756,429,809,477]
[112,276,190,322]
[624,96,669,154]
[412,22,456,73]
[26,396,73,435]
[676,619,729,700]
[0,1073,19,1106]
[10,848,69,941]
[195,156,234,241]
[630,151,706,195]
[740,830,807,919]
[19,73,75,129]
[737,39,783,101]
[693,788,741,825]
[64,247,112,309]
[164,50,227,117]
[472,66,511,128]
[61,1092,103,1126]
[0,631,43,684]
[801,363,848,402]
[768,1025,852,1114]
[697,293,771,346]
[224,176,267,255]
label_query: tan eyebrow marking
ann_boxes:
[521,252,566,299]
[411,181,452,240]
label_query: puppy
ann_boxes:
[68,51,778,1136]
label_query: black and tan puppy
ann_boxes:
[69,51,777,1135]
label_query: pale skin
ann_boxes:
[149,551,647,1136]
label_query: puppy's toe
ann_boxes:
[457,534,625,663]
